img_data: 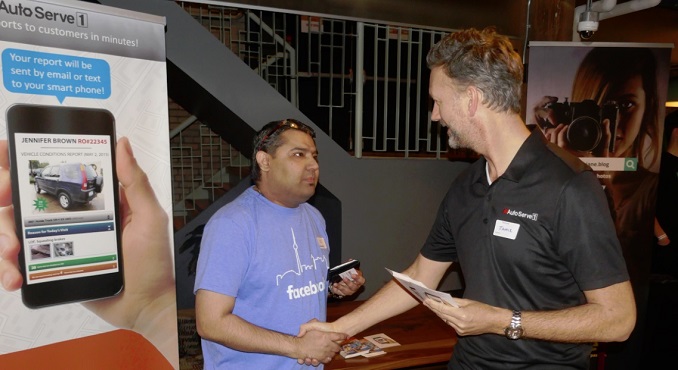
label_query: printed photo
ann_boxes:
[30,243,51,260]
[365,333,401,348]
[29,160,105,212]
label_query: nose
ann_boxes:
[431,102,441,122]
[308,156,319,171]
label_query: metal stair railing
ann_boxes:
[169,1,477,228]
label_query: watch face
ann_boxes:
[505,326,524,340]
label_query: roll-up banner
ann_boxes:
[527,41,673,368]
[0,0,178,368]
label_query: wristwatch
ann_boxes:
[504,310,524,340]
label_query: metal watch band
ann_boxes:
[510,310,521,327]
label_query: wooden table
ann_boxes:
[325,300,457,370]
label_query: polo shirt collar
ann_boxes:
[494,128,546,183]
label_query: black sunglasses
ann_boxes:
[256,119,316,152]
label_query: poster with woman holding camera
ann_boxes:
[527,42,672,368]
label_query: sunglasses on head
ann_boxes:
[256,119,316,152]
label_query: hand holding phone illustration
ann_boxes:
[0,136,179,366]
[7,104,123,308]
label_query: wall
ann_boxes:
[98,0,468,306]
[101,0,678,306]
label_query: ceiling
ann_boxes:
[578,0,678,75]
[213,1,677,72]
[214,0,525,35]
[578,0,678,10]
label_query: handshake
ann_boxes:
[295,319,347,367]
[289,264,365,366]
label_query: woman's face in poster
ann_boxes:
[609,74,646,157]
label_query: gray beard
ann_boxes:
[447,137,460,149]
[447,130,464,150]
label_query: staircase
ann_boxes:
[98,0,465,311]
[169,98,251,231]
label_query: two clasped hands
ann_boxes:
[294,294,462,367]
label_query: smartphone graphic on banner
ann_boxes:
[6,104,124,308]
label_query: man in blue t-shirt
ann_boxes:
[194,119,365,369]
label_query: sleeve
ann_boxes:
[554,170,629,291]
[193,211,251,297]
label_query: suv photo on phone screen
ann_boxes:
[34,162,103,210]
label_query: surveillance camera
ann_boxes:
[577,11,599,41]
[579,29,595,40]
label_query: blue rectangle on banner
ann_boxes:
[2,48,111,103]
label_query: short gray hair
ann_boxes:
[426,27,523,114]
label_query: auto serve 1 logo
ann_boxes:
[503,208,538,221]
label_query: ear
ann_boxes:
[467,86,481,117]
[255,151,271,173]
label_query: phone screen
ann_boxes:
[7,104,123,308]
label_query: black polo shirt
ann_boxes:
[421,129,629,369]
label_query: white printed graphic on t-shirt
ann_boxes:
[275,229,330,285]
[275,228,329,300]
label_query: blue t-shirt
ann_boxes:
[194,187,330,369]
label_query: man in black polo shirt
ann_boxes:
[301,27,635,369]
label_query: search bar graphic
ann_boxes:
[579,157,637,171]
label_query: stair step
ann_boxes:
[173,216,186,232]
[194,198,211,211]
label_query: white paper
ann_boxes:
[386,268,459,307]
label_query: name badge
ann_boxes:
[493,220,520,240]
[317,237,328,249]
